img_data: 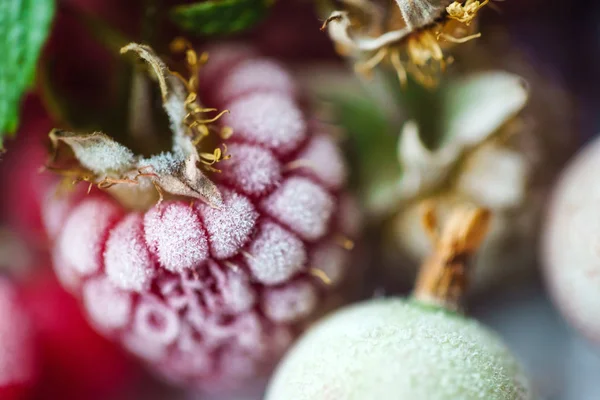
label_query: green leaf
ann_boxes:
[170,0,273,37]
[0,0,56,148]
[332,93,403,215]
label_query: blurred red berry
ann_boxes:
[0,96,54,239]
[21,272,138,400]
[0,277,38,400]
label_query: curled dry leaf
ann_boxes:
[367,71,529,216]
[377,71,540,293]
[322,0,489,87]
[46,43,228,209]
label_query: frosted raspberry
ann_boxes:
[82,277,133,333]
[262,177,335,241]
[196,188,258,259]
[219,143,282,197]
[43,46,358,394]
[199,44,257,89]
[58,197,123,277]
[105,213,155,291]
[224,92,306,156]
[246,221,307,285]
[262,280,318,323]
[294,133,347,190]
[144,202,209,272]
[0,278,37,400]
[216,59,297,104]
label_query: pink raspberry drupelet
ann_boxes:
[43,46,359,393]
[0,278,38,400]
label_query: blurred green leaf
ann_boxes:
[438,72,528,146]
[170,0,274,37]
[0,0,55,148]
[332,94,404,213]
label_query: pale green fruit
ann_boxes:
[266,298,530,400]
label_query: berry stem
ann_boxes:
[411,201,491,311]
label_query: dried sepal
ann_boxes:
[396,121,461,200]
[366,71,530,215]
[47,42,228,209]
[323,0,490,87]
[152,153,223,207]
[446,0,488,24]
[49,129,135,174]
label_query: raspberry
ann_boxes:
[0,277,38,400]
[43,45,359,393]
[21,272,138,400]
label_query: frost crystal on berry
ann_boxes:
[43,43,358,393]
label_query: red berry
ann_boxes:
[21,272,138,400]
[0,277,38,400]
[0,96,54,239]
[43,47,359,393]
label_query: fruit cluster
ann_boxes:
[1,0,593,399]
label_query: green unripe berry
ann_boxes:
[266,298,530,400]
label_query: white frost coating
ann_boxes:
[142,151,183,175]
[223,93,306,156]
[196,189,259,259]
[133,296,181,346]
[262,177,335,241]
[58,197,123,276]
[0,278,34,387]
[72,136,135,174]
[294,134,347,190]
[542,135,600,339]
[144,202,209,272]
[104,213,155,291]
[246,222,307,285]
[266,299,531,400]
[262,280,318,323]
[310,242,348,287]
[83,277,133,332]
[200,44,256,86]
[216,59,296,104]
[220,143,282,197]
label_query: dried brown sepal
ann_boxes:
[46,42,228,209]
[323,0,490,87]
[412,201,491,311]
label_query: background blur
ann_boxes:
[1,0,600,399]
[459,1,600,399]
